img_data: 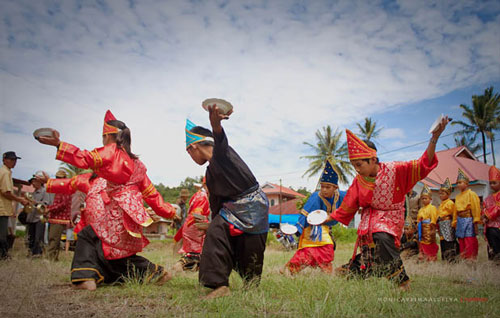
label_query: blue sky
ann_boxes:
[1,0,499,192]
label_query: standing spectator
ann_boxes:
[405,191,420,229]
[46,170,72,261]
[65,189,86,253]
[174,189,190,230]
[26,177,51,257]
[0,151,28,260]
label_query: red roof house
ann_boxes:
[262,182,305,207]
[268,198,302,215]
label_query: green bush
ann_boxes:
[331,224,357,243]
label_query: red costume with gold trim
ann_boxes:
[483,166,500,229]
[333,130,438,286]
[52,144,175,260]
[47,173,93,233]
[175,189,211,255]
[482,166,500,260]
[483,191,500,229]
[332,151,437,247]
[46,189,72,225]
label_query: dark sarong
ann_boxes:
[71,226,163,285]
[178,252,201,271]
[343,232,409,284]
[486,227,500,260]
[219,186,269,234]
[199,215,267,289]
[440,239,459,262]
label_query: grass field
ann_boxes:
[1,236,498,318]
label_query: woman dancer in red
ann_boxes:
[37,110,176,290]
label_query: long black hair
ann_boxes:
[106,120,138,159]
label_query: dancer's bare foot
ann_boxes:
[156,270,173,285]
[172,261,183,273]
[201,286,230,300]
[73,280,97,291]
[399,280,411,292]
[279,266,292,276]
[334,266,349,277]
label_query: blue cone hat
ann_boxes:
[320,159,339,185]
[185,119,214,149]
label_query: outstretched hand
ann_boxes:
[208,104,232,134]
[431,115,450,140]
[36,129,61,147]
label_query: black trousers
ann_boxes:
[486,227,500,260]
[71,226,163,285]
[345,232,409,284]
[440,239,459,262]
[199,215,267,289]
[0,216,9,259]
[27,222,45,256]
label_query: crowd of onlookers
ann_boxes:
[0,150,83,260]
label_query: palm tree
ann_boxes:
[484,90,500,165]
[356,117,383,142]
[301,125,354,186]
[444,132,481,157]
[452,87,500,164]
[59,163,91,178]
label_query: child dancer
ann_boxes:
[185,103,269,299]
[329,116,448,289]
[452,168,481,261]
[417,185,438,262]
[173,180,211,272]
[282,160,345,275]
[36,110,176,290]
[437,178,459,262]
[482,166,500,262]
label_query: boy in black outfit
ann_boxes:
[185,102,269,299]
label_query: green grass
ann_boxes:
[0,238,498,317]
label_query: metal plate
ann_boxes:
[33,128,54,139]
[202,98,233,115]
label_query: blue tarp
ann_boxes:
[268,214,300,228]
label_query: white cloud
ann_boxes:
[379,128,406,140]
[1,0,499,192]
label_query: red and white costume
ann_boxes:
[174,188,210,255]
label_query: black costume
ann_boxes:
[199,128,269,289]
